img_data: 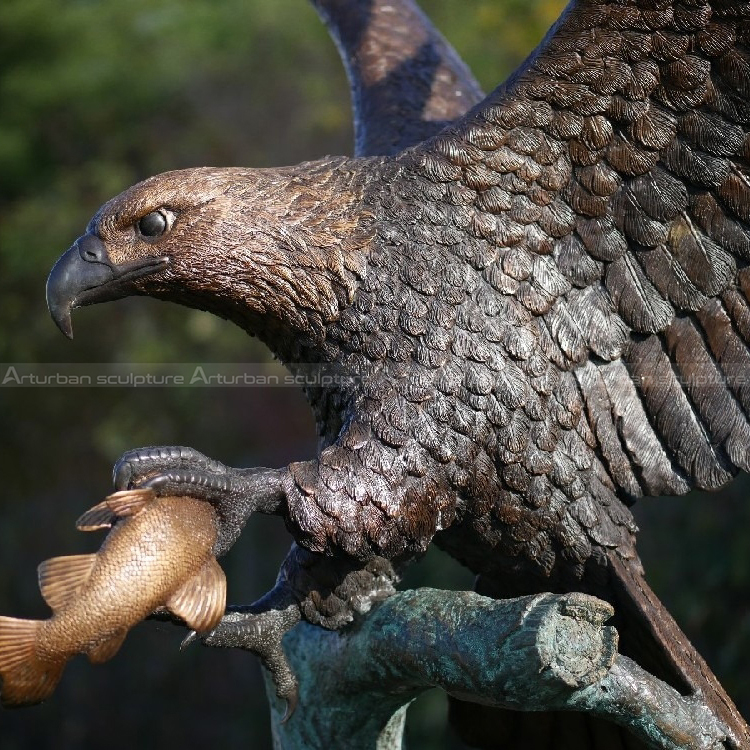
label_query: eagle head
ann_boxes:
[47,159,374,342]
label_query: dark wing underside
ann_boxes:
[310,0,484,156]
[409,0,750,504]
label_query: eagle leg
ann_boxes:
[113,444,286,554]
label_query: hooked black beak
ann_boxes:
[46,234,168,339]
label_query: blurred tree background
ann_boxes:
[1,0,748,748]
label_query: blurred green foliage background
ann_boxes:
[1,0,748,748]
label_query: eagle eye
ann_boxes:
[138,210,169,238]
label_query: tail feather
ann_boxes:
[608,552,750,748]
[0,616,63,707]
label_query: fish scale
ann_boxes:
[0,490,225,706]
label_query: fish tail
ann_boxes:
[0,616,63,707]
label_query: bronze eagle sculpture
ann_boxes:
[45,0,750,746]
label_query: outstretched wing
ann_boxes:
[310,0,484,156]
[410,0,750,501]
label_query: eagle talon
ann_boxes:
[113,445,226,493]
[140,470,231,501]
[180,630,199,650]
[185,602,301,714]
[281,691,298,723]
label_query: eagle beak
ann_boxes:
[46,233,168,339]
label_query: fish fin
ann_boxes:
[76,500,117,531]
[76,488,155,531]
[0,616,63,706]
[104,488,155,518]
[87,629,128,665]
[166,558,226,633]
[37,554,97,613]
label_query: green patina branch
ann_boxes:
[262,589,729,750]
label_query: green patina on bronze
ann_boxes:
[265,590,728,750]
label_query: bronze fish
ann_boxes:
[0,488,226,706]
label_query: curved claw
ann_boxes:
[281,689,298,724]
[180,630,199,650]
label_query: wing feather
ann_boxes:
[405,0,750,498]
[310,0,484,157]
